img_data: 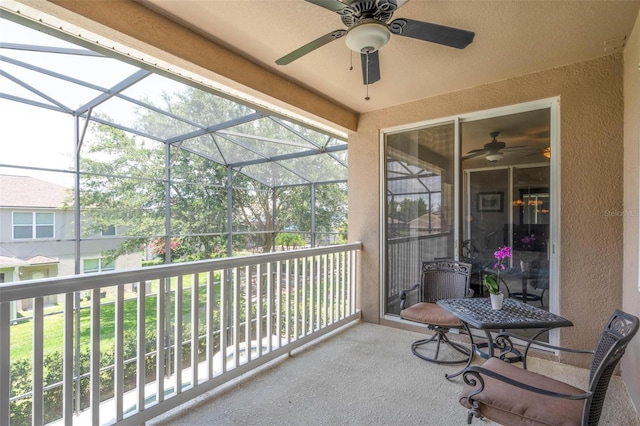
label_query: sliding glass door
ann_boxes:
[383,101,556,332]
[383,121,456,315]
[461,109,551,317]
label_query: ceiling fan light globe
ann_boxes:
[345,22,390,53]
[485,151,504,162]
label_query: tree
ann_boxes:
[388,198,429,223]
[79,122,167,257]
[78,120,229,260]
[78,87,347,259]
[233,180,347,252]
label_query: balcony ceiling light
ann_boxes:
[485,151,504,162]
[345,21,391,54]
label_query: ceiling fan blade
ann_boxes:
[465,148,486,155]
[462,151,485,161]
[360,50,381,85]
[304,0,351,13]
[389,18,475,49]
[501,145,528,151]
[276,30,346,65]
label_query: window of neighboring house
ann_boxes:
[83,258,115,273]
[13,212,54,239]
[101,225,116,236]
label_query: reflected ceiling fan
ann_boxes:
[463,131,527,162]
[275,0,475,92]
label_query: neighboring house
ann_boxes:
[407,213,441,234]
[0,175,71,283]
[0,175,140,312]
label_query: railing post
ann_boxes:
[136,281,146,413]
[275,261,282,348]
[255,264,263,357]
[219,269,228,373]
[244,266,252,360]
[206,271,215,379]
[90,288,101,425]
[33,297,44,426]
[156,277,166,402]
[164,278,172,379]
[74,291,81,416]
[63,293,73,425]
[232,268,240,368]
[0,301,10,426]
[301,257,307,337]
[191,273,199,389]
[266,263,273,352]
[174,276,183,395]
[285,260,291,345]
[115,285,125,421]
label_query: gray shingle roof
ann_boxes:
[0,256,29,267]
[0,255,59,267]
[26,255,59,265]
[0,175,70,208]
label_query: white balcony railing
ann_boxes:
[0,243,362,425]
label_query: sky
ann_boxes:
[0,13,348,191]
[0,17,165,188]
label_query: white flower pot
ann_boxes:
[490,292,504,310]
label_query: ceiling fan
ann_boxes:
[275,0,475,88]
[463,131,527,162]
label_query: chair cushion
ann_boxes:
[401,302,463,328]
[459,357,585,426]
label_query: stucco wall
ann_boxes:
[19,0,636,405]
[623,9,640,412]
[349,54,625,365]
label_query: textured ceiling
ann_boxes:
[138,0,640,114]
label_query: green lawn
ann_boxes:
[10,277,217,363]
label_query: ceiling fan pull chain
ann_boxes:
[349,51,353,71]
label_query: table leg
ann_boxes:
[494,333,522,362]
[474,330,522,363]
[445,326,551,380]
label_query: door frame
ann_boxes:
[380,97,561,342]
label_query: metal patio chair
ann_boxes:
[400,260,474,364]
[459,309,639,425]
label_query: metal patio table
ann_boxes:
[437,297,573,379]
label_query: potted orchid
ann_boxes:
[483,246,512,310]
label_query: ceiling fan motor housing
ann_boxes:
[339,0,398,27]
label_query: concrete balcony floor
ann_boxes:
[149,322,640,426]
